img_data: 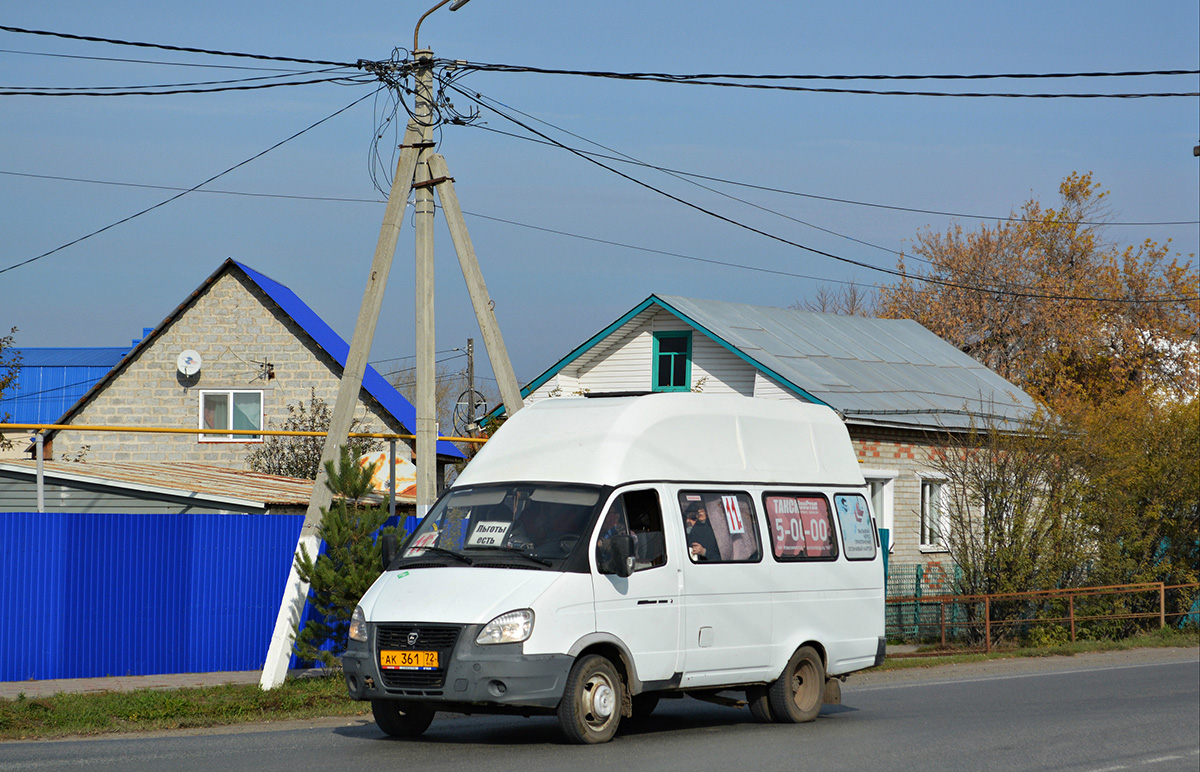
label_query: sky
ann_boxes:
[2,1,1198,397]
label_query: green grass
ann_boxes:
[0,674,368,741]
[3,629,1196,741]
[876,627,1199,671]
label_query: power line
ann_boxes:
[465,91,913,263]
[0,24,356,67]
[458,61,1200,98]
[452,84,1199,306]
[2,65,357,93]
[5,165,1194,297]
[464,123,1199,228]
[369,348,463,366]
[0,169,386,204]
[0,88,381,276]
[0,167,877,286]
[0,47,314,72]
[1,75,370,97]
[462,62,1200,82]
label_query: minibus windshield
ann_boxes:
[400,484,603,569]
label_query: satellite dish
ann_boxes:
[177,349,202,376]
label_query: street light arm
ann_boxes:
[415,0,472,51]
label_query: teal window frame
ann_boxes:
[652,331,692,392]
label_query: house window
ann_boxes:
[862,470,897,554]
[920,479,947,550]
[652,331,691,391]
[200,390,263,442]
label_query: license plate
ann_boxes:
[379,649,439,670]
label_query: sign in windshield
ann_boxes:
[402,484,603,567]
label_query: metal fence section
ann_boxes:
[885,581,1200,651]
[886,561,964,640]
[0,511,304,681]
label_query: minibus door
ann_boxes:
[591,487,682,684]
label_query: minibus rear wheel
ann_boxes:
[372,699,435,738]
[767,646,824,723]
[557,654,623,743]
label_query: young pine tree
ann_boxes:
[292,446,398,667]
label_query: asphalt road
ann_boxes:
[2,648,1196,772]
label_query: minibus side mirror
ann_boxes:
[609,534,636,578]
[380,533,398,571]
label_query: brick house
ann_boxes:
[486,294,1038,573]
[39,259,462,479]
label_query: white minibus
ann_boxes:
[342,393,885,743]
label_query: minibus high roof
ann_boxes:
[455,393,866,488]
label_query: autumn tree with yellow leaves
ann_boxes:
[877,172,1197,407]
[875,174,1198,609]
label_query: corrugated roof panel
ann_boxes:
[15,348,129,368]
[2,347,128,424]
[653,294,1039,430]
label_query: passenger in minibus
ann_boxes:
[684,503,720,562]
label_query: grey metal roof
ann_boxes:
[654,295,1038,430]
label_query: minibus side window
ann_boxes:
[597,489,667,572]
[678,491,762,563]
[833,494,877,560]
[762,493,838,561]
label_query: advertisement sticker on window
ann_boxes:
[834,494,876,559]
[765,495,835,559]
[721,495,745,534]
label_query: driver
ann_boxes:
[507,502,586,555]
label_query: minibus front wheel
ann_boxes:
[767,646,824,723]
[372,700,435,738]
[557,654,623,744]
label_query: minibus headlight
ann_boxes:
[349,606,368,643]
[476,609,534,645]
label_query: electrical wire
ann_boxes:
[458,61,1200,98]
[0,47,316,72]
[449,84,1199,305]
[2,66,360,93]
[463,124,1199,228]
[1,75,371,97]
[0,24,356,67]
[0,88,382,276]
[463,90,912,262]
[461,62,1200,82]
[0,170,385,203]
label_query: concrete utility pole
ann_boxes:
[260,0,522,690]
[414,49,438,518]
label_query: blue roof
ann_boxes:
[1,347,129,424]
[234,262,463,459]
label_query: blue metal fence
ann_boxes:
[1,512,305,682]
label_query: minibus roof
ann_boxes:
[455,393,866,488]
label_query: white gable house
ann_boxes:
[490,294,1039,577]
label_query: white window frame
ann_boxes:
[919,474,949,552]
[199,389,264,443]
[861,468,898,554]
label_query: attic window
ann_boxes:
[652,331,692,392]
[200,390,263,442]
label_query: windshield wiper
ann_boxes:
[468,546,553,567]
[407,546,474,566]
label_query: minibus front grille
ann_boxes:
[376,623,461,690]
